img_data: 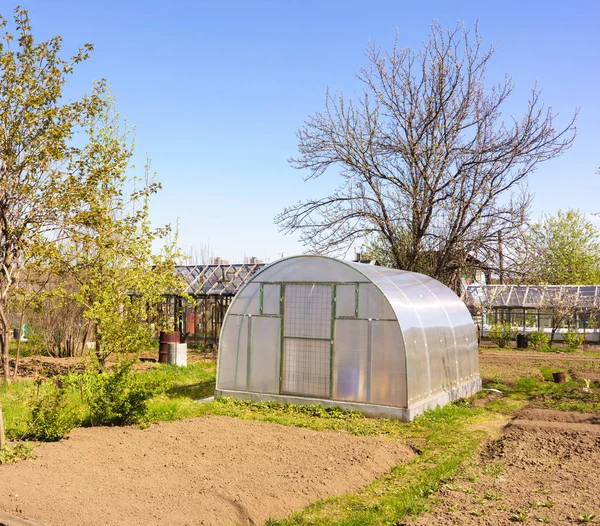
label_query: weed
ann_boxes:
[511,509,529,522]
[484,491,502,501]
[577,513,596,523]
[0,442,35,464]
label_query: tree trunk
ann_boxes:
[0,306,10,384]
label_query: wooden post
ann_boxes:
[0,404,6,449]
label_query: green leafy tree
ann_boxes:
[62,100,186,366]
[0,8,105,382]
[526,210,600,285]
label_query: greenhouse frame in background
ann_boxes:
[215,256,480,421]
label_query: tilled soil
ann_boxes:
[0,416,413,526]
[409,407,600,525]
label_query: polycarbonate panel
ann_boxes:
[336,285,357,318]
[347,263,477,404]
[370,320,407,408]
[282,338,330,397]
[248,317,280,393]
[333,319,368,402]
[252,256,369,284]
[217,314,248,391]
[229,283,261,315]
[284,284,332,339]
[358,283,396,320]
[262,284,281,315]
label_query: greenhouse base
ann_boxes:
[215,378,482,422]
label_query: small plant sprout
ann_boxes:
[583,379,592,392]
[511,509,529,522]
[577,513,596,523]
[485,491,502,501]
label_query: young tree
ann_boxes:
[0,8,105,382]
[525,210,600,285]
[62,102,186,366]
[276,22,576,290]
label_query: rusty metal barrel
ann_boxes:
[159,331,180,363]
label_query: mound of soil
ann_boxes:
[0,416,413,526]
[410,407,600,525]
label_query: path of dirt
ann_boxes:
[480,350,600,364]
[0,416,413,526]
[409,407,600,525]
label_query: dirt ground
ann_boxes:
[409,407,600,525]
[7,350,215,381]
[0,416,413,526]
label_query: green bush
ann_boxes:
[488,323,517,348]
[85,360,161,426]
[528,330,551,351]
[563,329,585,351]
[26,385,79,441]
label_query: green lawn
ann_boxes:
[2,351,599,524]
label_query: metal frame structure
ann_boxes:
[164,263,265,345]
[215,256,480,421]
[463,284,600,340]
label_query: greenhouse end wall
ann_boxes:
[215,256,480,421]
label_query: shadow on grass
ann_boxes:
[166,380,215,400]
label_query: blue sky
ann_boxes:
[12,0,600,262]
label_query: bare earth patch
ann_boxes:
[0,416,413,526]
[409,407,600,525]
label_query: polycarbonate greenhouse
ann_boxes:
[215,256,480,421]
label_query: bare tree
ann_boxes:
[276,22,576,290]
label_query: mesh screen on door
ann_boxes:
[282,284,332,397]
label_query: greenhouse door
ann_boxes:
[281,284,333,398]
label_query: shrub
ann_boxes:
[528,331,551,351]
[563,329,585,351]
[26,384,79,441]
[85,360,160,426]
[488,323,517,348]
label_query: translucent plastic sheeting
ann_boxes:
[344,263,477,404]
[229,283,261,316]
[369,320,406,407]
[248,317,280,393]
[358,283,396,320]
[251,257,369,284]
[262,284,281,315]
[334,319,368,401]
[218,314,248,390]
[336,285,357,318]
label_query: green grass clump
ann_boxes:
[0,442,35,464]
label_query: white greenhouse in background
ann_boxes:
[215,256,480,421]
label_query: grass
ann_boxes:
[0,361,218,439]
[2,347,600,525]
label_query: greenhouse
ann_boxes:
[215,256,480,421]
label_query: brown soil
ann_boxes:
[0,416,413,526]
[480,350,600,364]
[7,350,215,381]
[409,407,600,525]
